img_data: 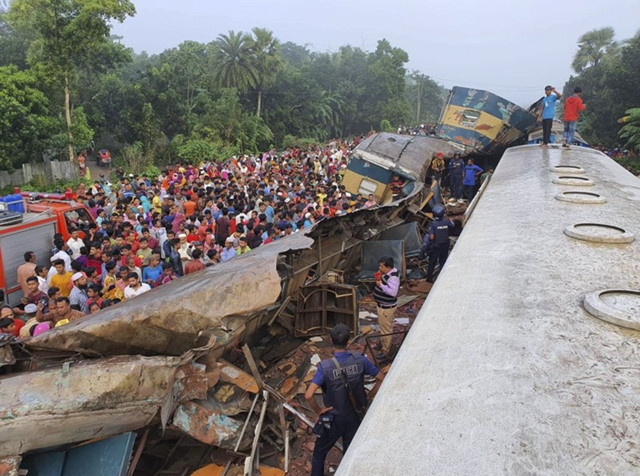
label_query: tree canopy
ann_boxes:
[563,27,640,149]
[0,9,442,168]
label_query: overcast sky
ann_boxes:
[112,0,640,107]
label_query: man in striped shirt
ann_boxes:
[373,256,400,360]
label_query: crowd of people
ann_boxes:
[1,140,397,339]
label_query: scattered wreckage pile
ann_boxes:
[1,132,476,475]
[0,200,445,476]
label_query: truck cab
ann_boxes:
[0,193,97,306]
[24,194,96,241]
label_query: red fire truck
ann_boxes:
[0,193,96,306]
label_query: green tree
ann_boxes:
[564,29,639,146]
[211,30,257,93]
[0,65,55,168]
[572,27,617,73]
[8,0,135,162]
[618,108,640,153]
[248,27,283,118]
[365,39,410,129]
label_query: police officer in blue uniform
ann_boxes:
[448,152,464,200]
[305,324,385,476]
[426,205,455,283]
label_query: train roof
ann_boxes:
[353,133,458,181]
[338,144,640,474]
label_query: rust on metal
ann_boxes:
[0,355,207,457]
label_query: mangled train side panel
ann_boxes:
[25,234,314,357]
[0,356,208,458]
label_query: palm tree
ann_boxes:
[618,108,640,153]
[248,27,283,118]
[572,27,618,73]
[211,30,257,92]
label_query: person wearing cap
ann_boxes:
[430,152,446,185]
[305,323,385,476]
[220,236,237,262]
[19,303,40,338]
[538,85,562,146]
[562,87,585,148]
[69,273,89,314]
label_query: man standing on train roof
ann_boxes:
[563,87,586,149]
[426,205,455,283]
[305,323,385,476]
[538,85,562,147]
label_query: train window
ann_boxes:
[358,179,378,196]
[461,109,480,127]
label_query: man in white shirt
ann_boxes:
[123,272,151,299]
[66,229,85,260]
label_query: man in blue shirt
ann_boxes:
[463,159,484,201]
[538,85,562,146]
[305,324,385,476]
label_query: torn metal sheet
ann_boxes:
[172,401,247,450]
[0,356,206,458]
[26,234,313,356]
[218,360,259,394]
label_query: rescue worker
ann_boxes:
[448,152,464,201]
[305,324,385,476]
[430,152,446,185]
[426,205,455,283]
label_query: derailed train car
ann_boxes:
[342,132,458,204]
[437,86,538,155]
[337,144,640,474]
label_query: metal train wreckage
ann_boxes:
[0,87,590,475]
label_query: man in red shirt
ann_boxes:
[563,87,586,148]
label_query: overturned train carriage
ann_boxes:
[437,86,538,155]
[342,132,457,203]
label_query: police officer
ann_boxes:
[448,152,464,201]
[426,205,455,283]
[305,324,385,476]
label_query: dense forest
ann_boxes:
[0,1,638,172]
[562,27,640,151]
[0,0,444,170]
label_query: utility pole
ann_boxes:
[416,78,421,123]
